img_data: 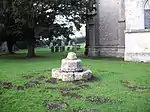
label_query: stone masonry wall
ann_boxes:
[125,31,150,62]
[124,0,150,62]
[88,0,125,58]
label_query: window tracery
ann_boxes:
[144,0,150,29]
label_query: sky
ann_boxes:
[54,15,86,39]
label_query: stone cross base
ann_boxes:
[61,59,83,72]
[52,68,92,82]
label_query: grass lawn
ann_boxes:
[0,48,150,112]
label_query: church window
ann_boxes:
[144,0,150,29]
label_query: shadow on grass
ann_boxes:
[0,52,66,61]
[120,80,150,92]
[0,50,125,62]
[2,49,150,64]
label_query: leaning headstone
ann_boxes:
[58,46,61,52]
[0,42,8,53]
[72,41,76,46]
[60,41,65,52]
[68,41,72,46]
[49,42,53,47]
[52,52,93,81]
[49,42,54,52]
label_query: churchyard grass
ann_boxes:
[0,48,150,112]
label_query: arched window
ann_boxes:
[144,0,150,29]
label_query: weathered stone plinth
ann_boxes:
[51,52,93,81]
[61,59,83,72]
[52,68,92,82]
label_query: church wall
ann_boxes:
[125,0,145,30]
[88,0,125,57]
[124,0,150,62]
[125,30,150,62]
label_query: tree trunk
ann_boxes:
[84,23,89,56]
[24,27,36,58]
[27,42,36,57]
[7,40,15,54]
[84,44,88,56]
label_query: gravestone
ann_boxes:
[0,42,8,53]
[68,41,72,46]
[72,41,75,46]
[60,41,65,52]
[49,42,54,52]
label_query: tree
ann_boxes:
[0,0,22,54]
[11,0,88,57]
[0,0,95,57]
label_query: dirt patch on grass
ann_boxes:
[45,87,57,90]
[68,108,100,112]
[36,76,46,81]
[84,76,100,83]
[59,87,81,91]
[47,103,67,110]
[45,86,81,91]
[44,100,68,111]
[72,76,100,84]
[120,80,150,92]
[45,78,57,84]
[1,80,41,90]
[25,83,36,88]
[86,96,116,103]
[0,82,13,89]
[16,86,25,90]
[1,81,25,91]
[24,80,40,88]
[72,81,84,85]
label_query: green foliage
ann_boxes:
[0,0,89,41]
[0,4,22,41]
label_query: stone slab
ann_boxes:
[61,59,83,72]
[52,68,92,82]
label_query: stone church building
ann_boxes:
[1,0,150,62]
[87,0,150,62]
